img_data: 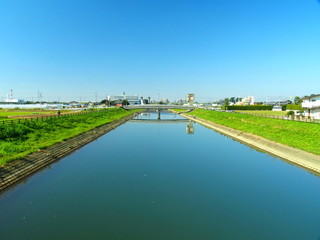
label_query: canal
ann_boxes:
[1,112,320,240]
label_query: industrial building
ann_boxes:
[107,92,143,105]
[4,89,24,103]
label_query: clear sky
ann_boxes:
[0,0,319,102]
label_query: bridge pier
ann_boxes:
[158,109,161,120]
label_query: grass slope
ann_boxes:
[236,110,287,116]
[188,109,320,155]
[0,111,52,119]
[0,108,139,165]
[0,109,73,118]
[172,109,189,112]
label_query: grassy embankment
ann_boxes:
[0,109,73,121]
[236,110,287,116]
[0,110,53,120]
[0,108,140,165]
[186,109,320,155]
[172,109,189,112]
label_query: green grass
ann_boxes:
[172,109,188,112]
[0,109,72,116]
[0,108,140,165]
[187,109,320,155]
[236,110,287,116]
[0,110,57,120]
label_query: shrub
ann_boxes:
[0,125,34,140]
[287,111,295,116]
[286,104,303,110]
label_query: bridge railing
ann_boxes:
[123,105,194,110]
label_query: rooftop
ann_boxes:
[301,94,320,100]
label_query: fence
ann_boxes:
[0,110,106,125]
[237,111,320,124]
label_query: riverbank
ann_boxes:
[171,110,320,175]
[0,108,140,165]
[0,111,140,193]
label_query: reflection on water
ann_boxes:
[132,112,195,135]
[186,121,194,134]
[134,111,186,120]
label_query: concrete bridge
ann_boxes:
[123,105,194,120]
[130,119,190,124]
[123,105,194,110]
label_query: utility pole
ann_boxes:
[37,90,43,103]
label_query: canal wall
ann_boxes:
[178,112,320,175]
[0,112,139,193]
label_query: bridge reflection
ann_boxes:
[131,112,195,134]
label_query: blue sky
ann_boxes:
[0,0,319,102]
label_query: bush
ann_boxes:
[0,125,34,140]
[287,111,295,116]
[286,104,303,110]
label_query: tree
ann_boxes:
[143,99,149,104]
[230,97,236,103]
[235,97,242,103]
[100,99,113,106]
[287,111,295,116]
[294,96,302,105]
[122,99,129,106]
[223,98,230,106]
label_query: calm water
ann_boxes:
[1,112,320,240]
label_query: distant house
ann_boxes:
[301,94,320,119]
[272,105,282,111]
[114,99,123,107]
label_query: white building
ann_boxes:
[108,92,142,105]
[186,94,195,106]
[160,98,170,104]
[272,105,282,111]
[235,96,254,105]
[5,99,24,103]
[302,94,320,119]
